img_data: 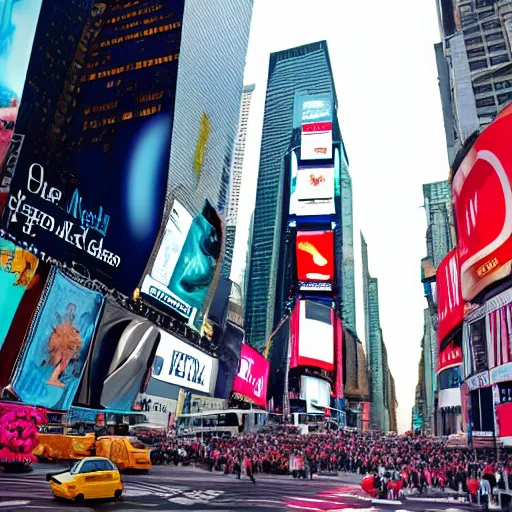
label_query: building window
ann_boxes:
[470,59,488,71]
[498,92,512,104]
[476,96,496,108]
[482,21,501,31]
[491,54,509,65]
[476,0,499,7]
[489,43,507,53]
[474,84,493,94]
[466,36,483,46]
[486,32,504,42]
[495,79,512,90]
[468,48,486,59]
[464,25,481,35]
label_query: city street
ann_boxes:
[0,465,474,512]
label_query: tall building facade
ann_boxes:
[361,233,396,431]
[245,41,345,351]
[223,83,255,279]
[435,0,512,162]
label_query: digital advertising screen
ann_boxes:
[300,375,331,414]
[152,330,216,394]
[289,160,335,217]
[452,104,512,301]
[290,300,334,372]
[296,230,334,291]
[300,95,333,161]
[232,344,270,408]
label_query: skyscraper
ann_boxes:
[361,232,396,431]
[435,0,512,162]
[245,41,344,351]
[223,83,256,279]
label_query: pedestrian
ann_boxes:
[245,452,256,484]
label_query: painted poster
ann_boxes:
[3,1,185,294]
[168,201,222,311]
[0,0,42,214]
[0,237,39,351]
[10,268,104,410]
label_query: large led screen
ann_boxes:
[0,0,43,214]
[437,341,463,374]
[300,95,333,161]
[290,300,334,372]
[9,268,104,410]
[3,1,185,294]
[152,330,216,394]
[452,104,512,301]
[232,344,270,408]
[300,375,331,414]
[437,248,465,344]
[142,200,222,317]
[296,230,334,291]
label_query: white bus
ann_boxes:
[175,409,274,438]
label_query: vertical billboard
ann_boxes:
[296,230,334,291]
[289,156,335,216]
[437,248,465,344]
[9,268,104,410]
[232,344,270,408]
[141,200,222,318]
[0,0,43,214]
[3,1,185,294]
[290,300,334,372]
[300,94,333,161]
[300,375,331,413]
[452,104,512,301]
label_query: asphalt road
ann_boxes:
[0,465,475,512]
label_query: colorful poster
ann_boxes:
[452,104,512,301]
[232,344,270,408]
[300,95,333,161]
[76,300,159,411]
[0,237,39,351]
[437,248,464,344]
[437,341,463,374]
[3,1,185,294]
[10,268,103,410]
[296,230,334,291]
[0,0,43,213]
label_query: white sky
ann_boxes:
[231,0,451,433]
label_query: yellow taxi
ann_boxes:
[46,456,123,502]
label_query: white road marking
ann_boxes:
[0,501,31,507]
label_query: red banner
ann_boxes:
[438,341,463,373]
[437,248,465,344]
[302,121,333,133]
[452,104,512,301]
[296,230,334,284]
[232,344,270,408]
[333,311,343,398]
[362,402,371,422]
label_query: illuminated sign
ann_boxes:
[452,104,512,301]
[300,95,333,161]
[465,370,490,391]
[296,230,334,291]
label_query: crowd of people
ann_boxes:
[150,426,512,493]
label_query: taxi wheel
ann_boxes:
[74,494,84,503]
[114,490,122,500]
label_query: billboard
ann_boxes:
[152,330,215,394]
[296,230,334,291]
[452,104,512,301]
[438,341,463,374]
[0,237,39,351]
[76,300,159,411]
[141,200,222,317]
[333,313,343,399]
[0,0,43,213]
[437,248,465,344]
[300,95,333,161]
[133,393,177,428]
[290,300,334,372]
[289,160,335,217]
[3,1,185,294]
[300,375,331,414]
[232,344,270,408]
[9,268,104,410]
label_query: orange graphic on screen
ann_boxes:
[309,173,326,187]
[296,231,334,283]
